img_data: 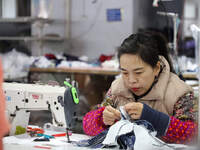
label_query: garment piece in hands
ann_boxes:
[102,106,156,149]
[103,119,188,150]
[78,106,188,149]
[119,106,130,121]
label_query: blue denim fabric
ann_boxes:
[117,131,135,150]
[116,120,155,150]
[76,120,155,149]
[75,129,109,148]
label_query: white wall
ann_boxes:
[31,0,133,58]
[183,0,200,37]
[2,0,17,18]
[69,0,134,60]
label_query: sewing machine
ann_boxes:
[2,82,79,137]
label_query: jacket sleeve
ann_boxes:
[162,92,198,144]
[83,107,108,136]
[82,88,114,136]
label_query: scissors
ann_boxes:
[27,126,44,136]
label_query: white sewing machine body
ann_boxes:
[3,82,68,132]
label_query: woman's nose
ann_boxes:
[128,74,137,83]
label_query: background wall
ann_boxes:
[29,0,199,58]
[68,0,134,60]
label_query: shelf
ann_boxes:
[0,36,33,41]
[0,36,65,41]
[29,67,120,76]
[39,36,65,41]
[0,17,53,23]
[182,72,197,79]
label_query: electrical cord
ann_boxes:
[158,0,171,42]
[71,1,102,40]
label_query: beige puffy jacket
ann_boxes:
[109,56,193,116]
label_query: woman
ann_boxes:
[83,32,197,144]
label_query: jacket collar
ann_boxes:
[140,56,170,101]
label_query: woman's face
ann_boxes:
[119,54,160,96]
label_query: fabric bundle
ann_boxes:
[76,106,188,150]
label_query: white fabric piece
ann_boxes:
[101,59,119,70]
[57,60,93,68]
[103,119,189,150]
[134,125,189,150]
[0,49,34,79]
[102,119,129,145]
[134,124,170,150]
[119,106,131,120]
[34,56,54,68]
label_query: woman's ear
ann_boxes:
[154,61,161,76]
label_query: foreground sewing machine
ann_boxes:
[3,81,79,140]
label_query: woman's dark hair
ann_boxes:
[117,32,175,73]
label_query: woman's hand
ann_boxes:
[103,105,121,125]
[124,102,144,120]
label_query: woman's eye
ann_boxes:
[135,72,142,75]
[122,72,128,75]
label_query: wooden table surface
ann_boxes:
[29,67,120,76]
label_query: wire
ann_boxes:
[92,0,98,4]
[176,0,185,48]
[71,1,102,40]
[82,0,86,18]
[158,0,171,42]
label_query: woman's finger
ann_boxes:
[124,102,143,117]
[103,108,115,118]
[103,117,115,123]
[124,102,137,110]
[130,113,140,120]
[113,109,121,119]
[106,106,121,119]
[126,108,137,113]
[103,113,115,125]
[106,105,117,112]
[103,119,114,125]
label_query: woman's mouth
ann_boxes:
[131,88,140,92]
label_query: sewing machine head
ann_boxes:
[3,82,79,135]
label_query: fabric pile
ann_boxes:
[76,106,189,150]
